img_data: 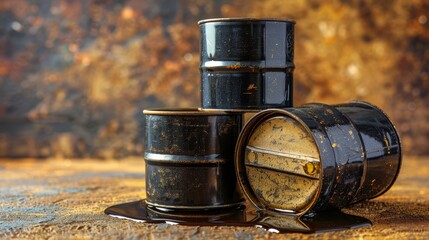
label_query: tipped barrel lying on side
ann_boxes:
[235,101,401,215]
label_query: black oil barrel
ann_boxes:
[234,101,401,215]
[143,108,244,210]
[334,101,402,202]
[199,18,295,111]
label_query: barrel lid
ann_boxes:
[198,18,296,25]
[235,109,322,215]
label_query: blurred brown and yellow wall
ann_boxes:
[0,0,427,158]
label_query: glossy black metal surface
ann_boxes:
[334,101,402,202]
[234,101,401,215]
[199,18,295,111]
[300,103,365,209]
[143,109,244,209]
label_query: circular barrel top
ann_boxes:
[198,18,296,25]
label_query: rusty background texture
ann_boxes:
[0,0,427,158]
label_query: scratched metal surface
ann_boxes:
[0,156,428,239]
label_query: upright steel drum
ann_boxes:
[199,18,295,111]
[144,108,244,209]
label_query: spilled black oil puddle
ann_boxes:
[104,200,371,233]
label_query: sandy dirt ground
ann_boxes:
[0,156,428,239]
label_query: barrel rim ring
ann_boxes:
[198,107,261,113]
[234,108,323,216]
[143,108,240,116]
[146,202,247,217]
[144,199,245,210]
[198,17,296,25]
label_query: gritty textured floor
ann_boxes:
[0,156,428,239]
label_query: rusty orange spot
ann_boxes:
[69,43,78,53]
[226,63,241,69]
[246,84,256,90]
[121,7,135,20]
[0,60,12,76]
[0,66,9,76]
[383,134,391,154]
[164,61,180,71]
[74,54,91,66]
